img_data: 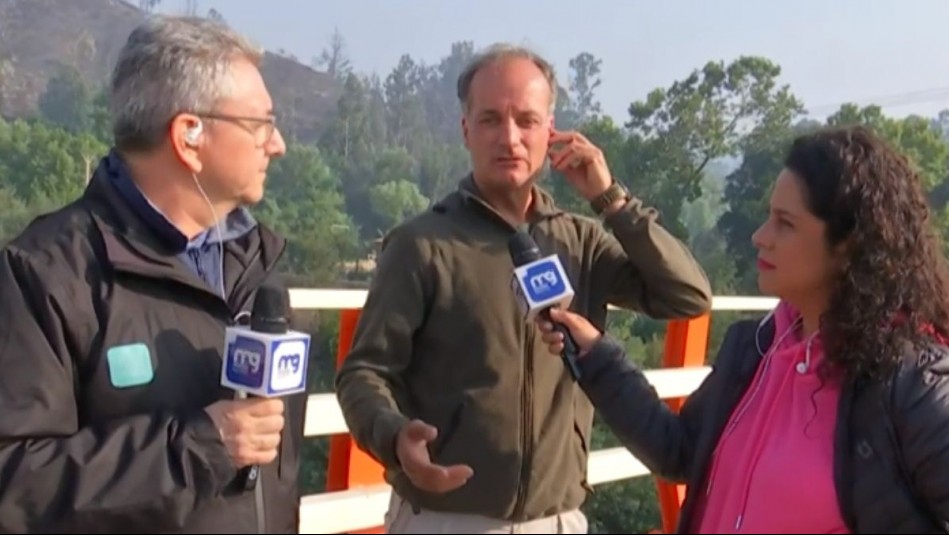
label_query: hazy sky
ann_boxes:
[158,0,949,124]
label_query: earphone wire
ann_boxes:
[191,172,226,301]
[726,312,803,435]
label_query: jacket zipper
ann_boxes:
[248,247,276,535]
[457,205,547,520]
[511,222,542,520]
[513,321,536,519]
[254,483,266,534]
[228,246,282,535]
[228,249,265,313]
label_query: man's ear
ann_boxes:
[461,116,470,149]
[169,113,203,174]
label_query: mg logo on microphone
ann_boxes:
[269,340,308,392]
[278,353,301,374]
[523,259,567,303]
[226,337,266,388]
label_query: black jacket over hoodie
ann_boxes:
[0,156,305,533]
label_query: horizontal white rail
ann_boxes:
[709,295,778,311]
[289,288,778,312]
[300,484,392,533]
[291,290,775,533]
[299,366,710,532]
[303,366,712,437]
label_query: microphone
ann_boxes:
[221,284,311,489]
[508,231,582,381]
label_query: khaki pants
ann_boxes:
[383,492,588,534]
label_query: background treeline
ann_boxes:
[3,18,949,533]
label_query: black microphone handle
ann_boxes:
[235,391,261,490]
[540,309,583,381]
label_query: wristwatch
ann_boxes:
[590,182,630,215]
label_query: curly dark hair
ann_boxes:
[784,125,949,382]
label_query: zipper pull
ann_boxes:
[734,514,743,531]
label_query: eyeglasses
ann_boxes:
[193,111,278,147]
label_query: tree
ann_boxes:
[567,52,603,124]
[418,41,475,144]
[683,172,738,294]
[0,56,13,114]
[320,73,382,162]
[554,82,581,131]
[368,179,429,230]
[827,104,949,191]
[384,55,428,151]
[207,8,226,23]
[0,119,107,207]
[416,142,470,201]
[38,64,95,134]
[931,109,949,141]
[314,27,352,81]
[625,56,804,238]
[251,144,356,286]
[0,185,33,245]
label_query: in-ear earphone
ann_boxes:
[185,120,203,146]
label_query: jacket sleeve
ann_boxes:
[577,325,739,482]
[0,246,237,533]
[334,226,432,471]
[590,195,712,319]
[892,344,949,528]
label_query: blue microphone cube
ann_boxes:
[511,254,575,322]
[222,326,311,397]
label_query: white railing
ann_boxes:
[289,289,778,533]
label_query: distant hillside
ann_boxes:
[0,0,340,143]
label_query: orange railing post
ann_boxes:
[653,312,711,534]
[326,309,386,534]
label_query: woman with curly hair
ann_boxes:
[538,125,949,533]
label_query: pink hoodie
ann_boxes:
[690,301,851,534]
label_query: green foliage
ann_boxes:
[622,57,805,239]
[252,143,357,286]
[38,64,96,135]
[0,117,106,209]
[368,179,429,230]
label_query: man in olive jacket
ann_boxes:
[335,43,713,533]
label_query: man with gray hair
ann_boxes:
[0,15,299,534]
[337,43,712,532]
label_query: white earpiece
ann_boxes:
[185,120,203,146]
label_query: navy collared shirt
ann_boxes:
[104,150,257,298]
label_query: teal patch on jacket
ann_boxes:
[106,343,154,388]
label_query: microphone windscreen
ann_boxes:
[508,231,542,267]
[251,285,289,334]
